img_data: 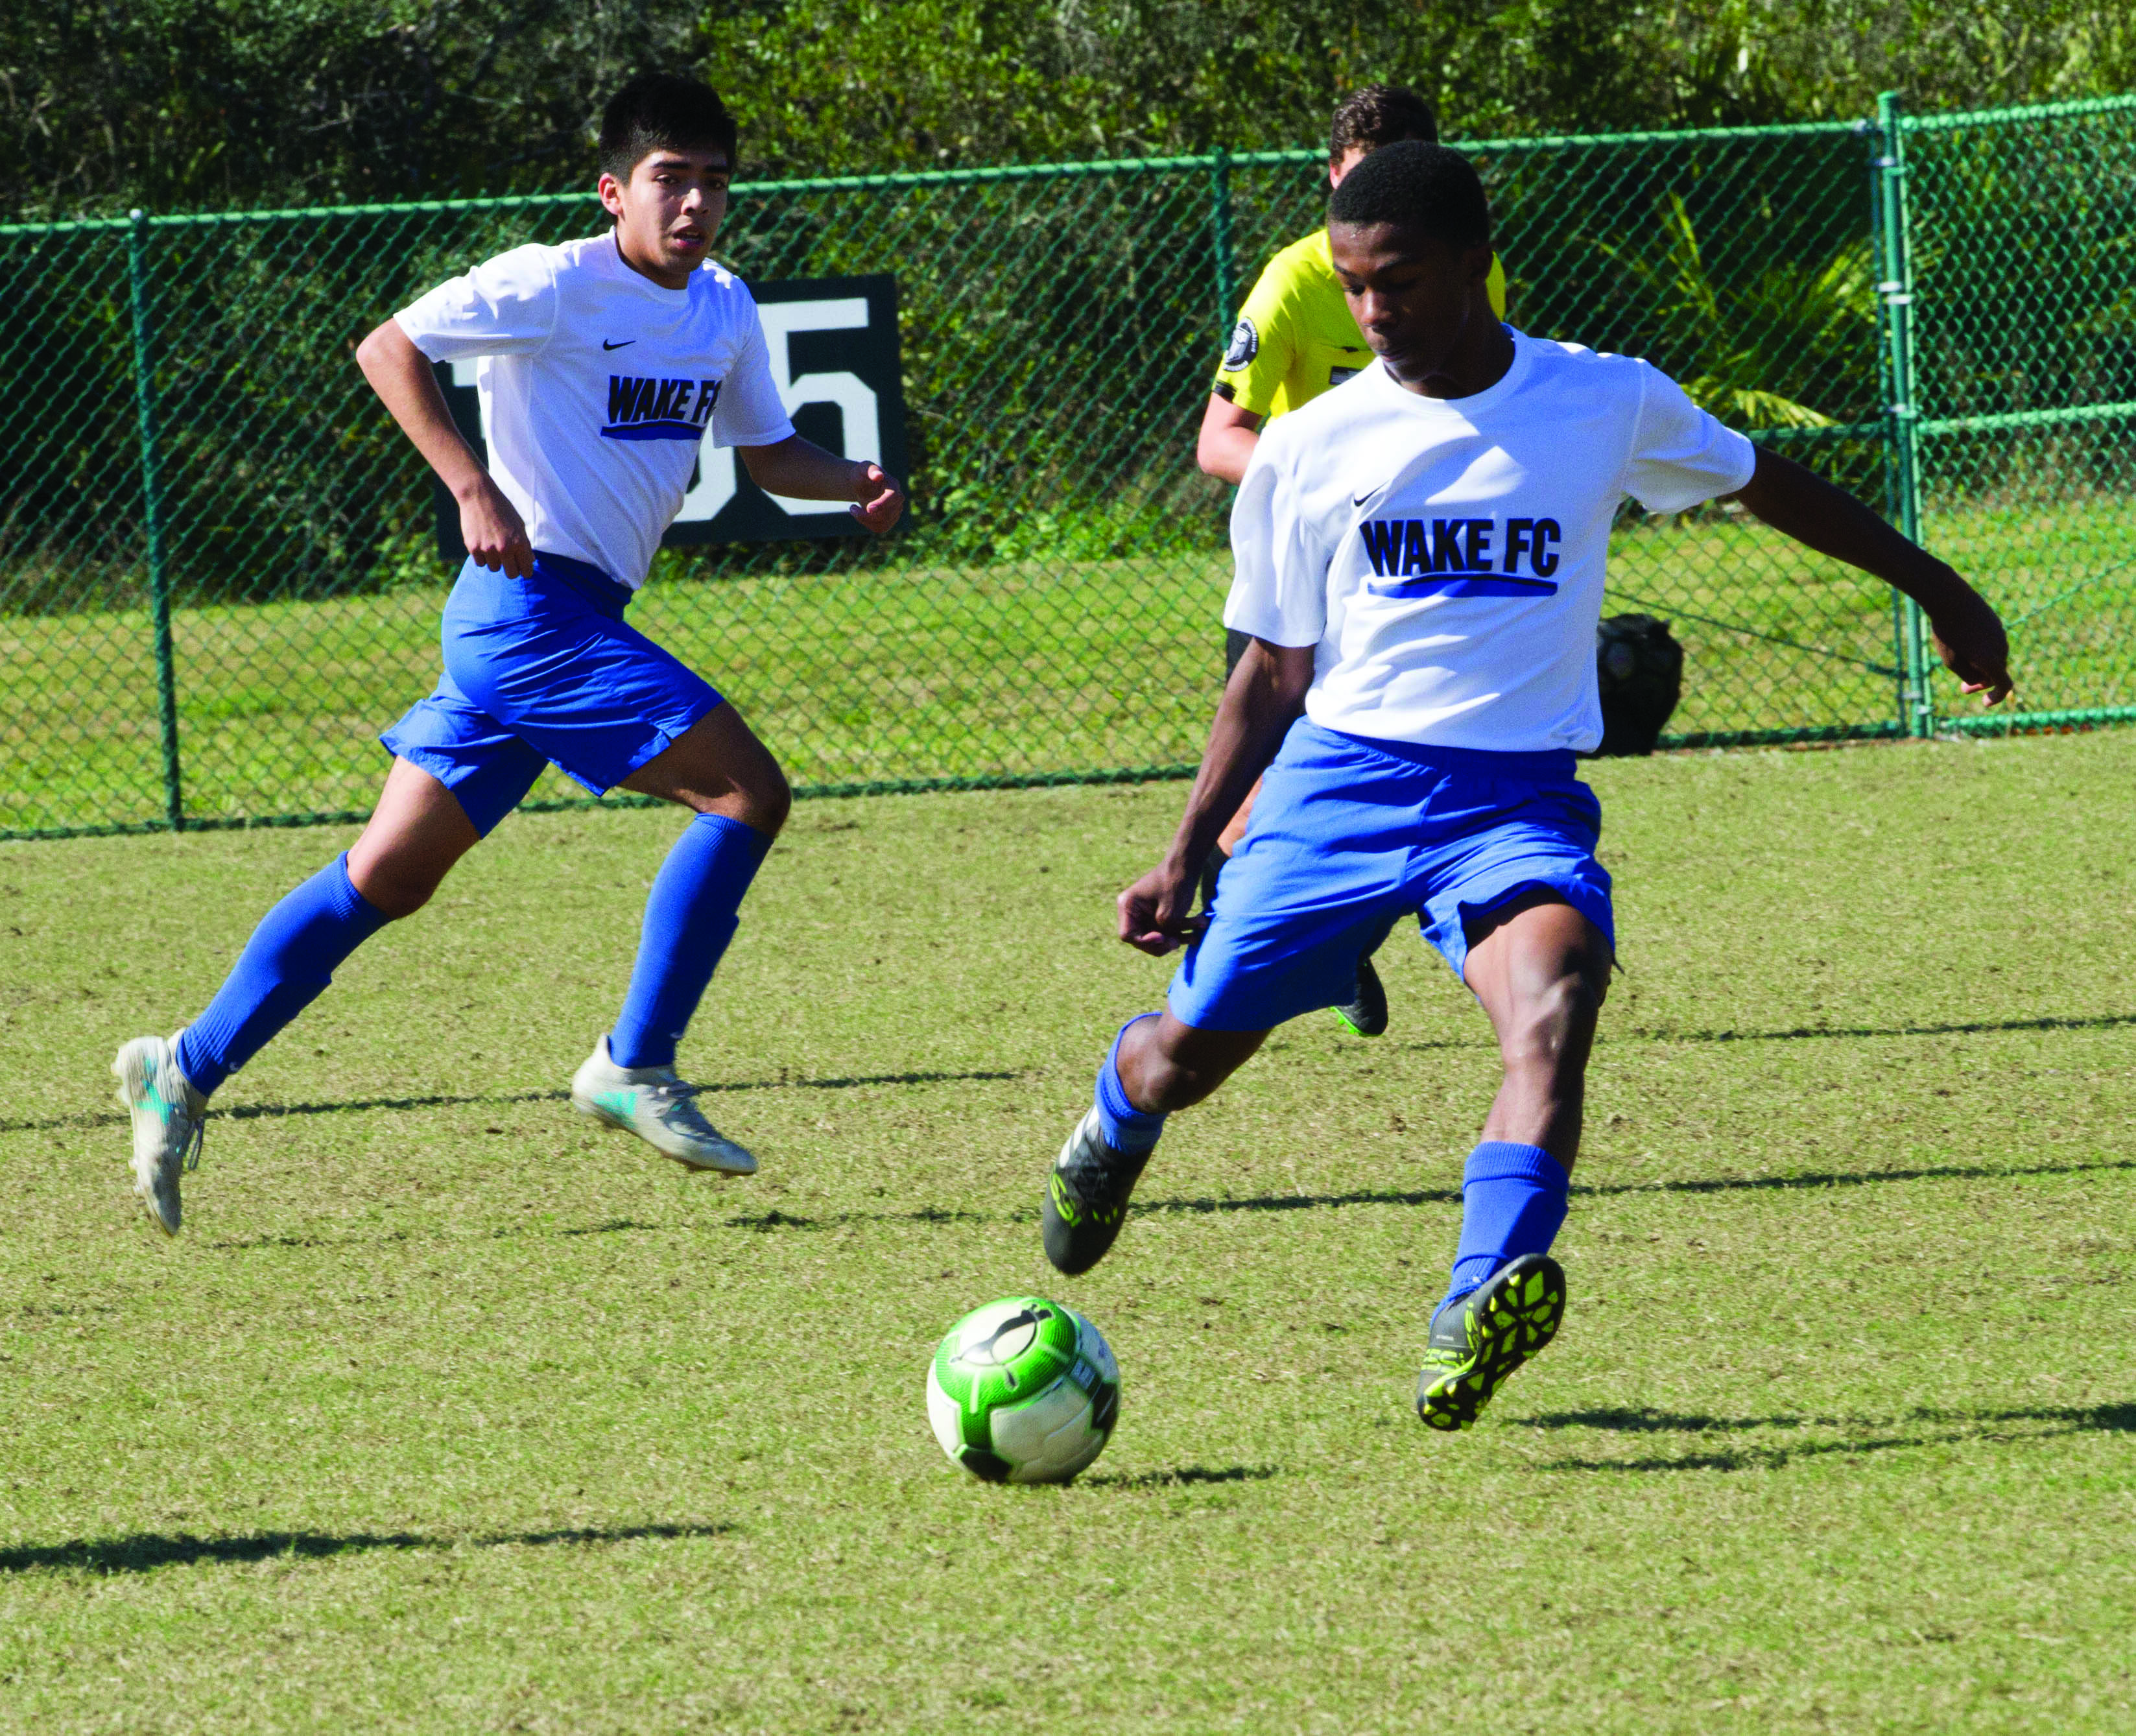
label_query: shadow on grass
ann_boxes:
[1521,1407,1845,1433]
[708,1204,997,1235]
[204,1157,2136,1252]
[1082,1466,1279,1490]
[1523,1401,2136,1473]
[205,1201,1001,1252]
[0,1520,736,1577]
[1140,1155,2136,1219]
[1625,1010,2136,1045]
[3,1069,1021,1136]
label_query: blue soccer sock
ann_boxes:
[1436,1141,1571,1318]
[1093,1014,1167,1156]
[174,853,391,1098]
[608,812,773,1070]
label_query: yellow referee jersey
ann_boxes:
[1213,228,1510,420]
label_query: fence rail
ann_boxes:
[5,92,2135,839]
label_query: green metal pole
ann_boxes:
[1210,148,1237,342]
[126,208,184,829]
[1873,93,1932,739]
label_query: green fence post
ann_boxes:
[1209,148,1237,341]
[126,208,185,829]
[1872,93,1932,739]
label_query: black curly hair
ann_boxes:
[1327,139,1491,249]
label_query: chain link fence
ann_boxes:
[4,92,2133,838]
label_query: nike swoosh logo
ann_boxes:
[602,339,635,351]
[1353,490,1384,507]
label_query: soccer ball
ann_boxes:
[926,1296,1119,1484]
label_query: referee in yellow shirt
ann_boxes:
[1194,84,1508,1037]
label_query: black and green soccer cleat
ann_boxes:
[1040,1106,1151,1276]
[1332,953,1389,1038]
[1415,1253,1566,1431]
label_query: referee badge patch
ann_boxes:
[1223,316,1259,370]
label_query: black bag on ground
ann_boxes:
[1594,613,1683,756]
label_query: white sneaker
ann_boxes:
[570,1036,758,1176]
[111,1032,208,1237]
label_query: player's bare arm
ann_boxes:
[355,318,534,578]
[1195,395,1264,486]
[1118,638,1313,955]
[1728,449,2011,703]
[740,436,906,533]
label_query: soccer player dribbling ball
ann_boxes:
[1044,141,2011,1431]
[110,74,906,1235]
[1198,84,1506,1040]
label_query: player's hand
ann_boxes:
[458,477,534,578]
[1117,858,1205,957]
[849,463,905,535]
[1928,592,2013,706]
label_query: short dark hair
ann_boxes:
[1329,84,1440,163]
[1327,139,1491,248]
[599,73,738,183]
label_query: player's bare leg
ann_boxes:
[1113,1012,1266,1114]
[1417,891,1610,1430]
[571,702,789,1175]
[617,699,792,831]
[346,755,484,915]
[1462,890,1611,1161]
[1041,1014,1266,1274]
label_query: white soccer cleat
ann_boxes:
[111,1032,208,1237]
[570,1036,758,1176]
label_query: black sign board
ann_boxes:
[432,273,906,560]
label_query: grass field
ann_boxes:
[3,729,2133,1731]
[11,492,2136,835]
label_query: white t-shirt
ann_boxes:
[396,234,796,588]
[1224,331,1756,754]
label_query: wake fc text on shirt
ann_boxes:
[1223,332,1755,754]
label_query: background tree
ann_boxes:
[3,0,2130,217]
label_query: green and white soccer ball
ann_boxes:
[927,1296,1119,1484]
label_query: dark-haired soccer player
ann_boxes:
[1045,141,2010,1429]
[1198,84,1507,1038]
[110,73,905,1235]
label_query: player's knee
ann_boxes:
[1137,1030,1255,1113]
[349,859,442,922]
[1508,971,1602,1068]
[366,886,428,922]
[739,759,790,837]
[1137,1055,1208,1114]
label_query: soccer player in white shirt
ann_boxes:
[111,75,906,1234]
[1041,141,2011,1430]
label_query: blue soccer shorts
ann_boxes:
[381,553,722,837]
[1167,719,1616,1032]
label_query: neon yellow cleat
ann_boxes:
[1416,1253,1565,1431]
